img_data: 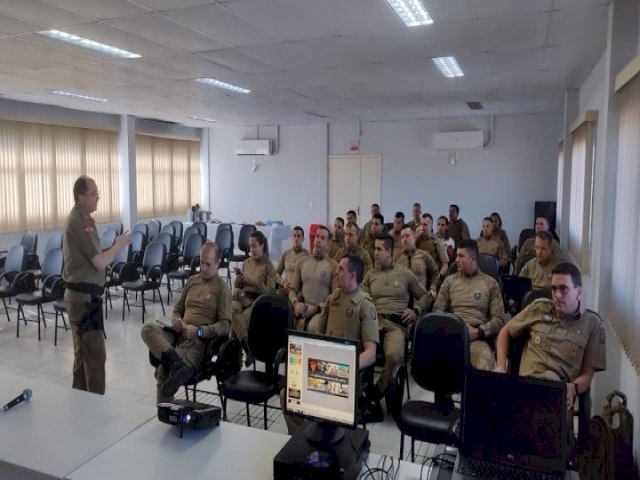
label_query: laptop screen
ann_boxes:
[461,369,568,474]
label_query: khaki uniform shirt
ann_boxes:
[362,263,429,317]
[63,205,103,301]
[234,255,277,296]
[519,256,562,290]
[174,273,232,338]
[317,287,379,345]
[276,247,310,281]
[333,244,373,276]
[288,255,338,307]
[507,299,606,381]
[360,235,376,267]
[477,234,509,268]
[327,236,345,259]
[495,228,512,257]
[391,230,402,251]
[434,270,505,337]
[518,237,561,262]
[394,248,439,294]
[448,218,470,246]
[416,233,449,269]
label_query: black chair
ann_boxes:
[217,294,294,429]
[16,248,64,341]
[167,233,204,299]
[160,225,177,252]
[26,233,63,282]
[130,230,147,267]
[215,228,234,285]
[52,290,69,346]
[104,245,137,319]
[169,220,184,245]
[520,288,552,310]
[193,221,207,239]
[1,232,37,271]
[514,253,535,275]
[477,253,499,282]
[388,313,469,462]
[517,228,536,252]
[178,226,198,265]
[231,224,257,265]
[121,241,167,323]
[147,220,161,240]
[0,245,29,322]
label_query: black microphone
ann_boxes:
[1,388,33,413]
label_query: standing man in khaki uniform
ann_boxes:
[362,234,429,408]
[407,202,422,229]
[360,213,384,264]
[63,176,132,394]
[517,216,562,262]
[346,210,359,228]
[231,231,277,365]
[476,217,510,269]
[141,241,231,403]
[282,254,380,432]
[288,225,338,333]
[327,217,345,259]
[495,262,606,409]
[435,215,456,262]
[519,231,562,289]
[447,204,471,246]
[276,226,310,294]
[394,225,439,309]
[434,239,505,371]
[390,212,405,250]
[333,222,373,276]
[416,213,449,277]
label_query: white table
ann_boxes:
[0,373,155,480]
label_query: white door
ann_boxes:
[328,155,381,225]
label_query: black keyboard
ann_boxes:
[459,457,562,480]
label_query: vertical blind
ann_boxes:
[0,120,119,232]
[556,140,564,234]
[610,71,640,374]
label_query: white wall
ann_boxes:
[208,114,562,248]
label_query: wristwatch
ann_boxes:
[197,327,204,338]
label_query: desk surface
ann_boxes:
[0,373,154,480]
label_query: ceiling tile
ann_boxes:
[43,0,149,20]
[0,13,42,34]
[197,48,275,74]
[467,0,552,19]
[0,0,94,26]
[0,36,94,70]
[477,11,550,51]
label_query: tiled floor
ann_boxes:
[0,277,439,464]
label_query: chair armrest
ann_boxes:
[215,338,241,381]
[189,255,201,272]
[146,265,164,282]
[44,276,66,299]
[13,271,36,294]
[119,262,139,282]
[166,253,179,272]
[577,389,591,451]
[272,345,288,380]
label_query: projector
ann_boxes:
[157,399,221,437]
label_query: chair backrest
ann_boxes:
[521,288,552,310]
[169,220,184,240]
[248,295,295,367]
[41,248,64,278]
[100,228,118,250]
[131,230,146,253]
[21,231,38,255]
[183,233,205,264]
[193,221,207,238]
[112,243,131,265]
[477,254,499,281]
[161,224,175,238]
[3,245,27,276]
[155,232,173,254]
[44,233,63,254]
[215,228,234,259]
[217,223,232,233]
[141,241,167,278]
[411,313,469,396]
[514,253,535,275]
[133,222,149,237]
[238,224,257,253]
[518,228,536,251]
[147,220,161,239]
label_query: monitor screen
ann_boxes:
[284,331,360,429]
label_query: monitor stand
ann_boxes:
[304,421,345,447]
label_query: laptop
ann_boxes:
[501,275,532,304]
[452,369,568,480]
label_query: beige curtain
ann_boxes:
[0,120,119,233]
[135,135,201,218]
[556,140,564,232]
[610,71,640,374]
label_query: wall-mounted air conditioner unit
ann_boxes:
[433,130,484,150]
[234,140,273,156]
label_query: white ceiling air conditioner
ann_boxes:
[234,139,273,156]
[433,130,484,150]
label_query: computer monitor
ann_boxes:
[284,330,360,446]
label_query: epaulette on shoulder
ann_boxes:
[585,309,604,322]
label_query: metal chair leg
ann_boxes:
[246,403,251,427]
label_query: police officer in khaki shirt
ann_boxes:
[362,234,429,401]
[516,216,561,263]
[361,203,381,243]
[416,213,449,276]
[282,254,379,432]
[390,212,405,251]
[476,217,510,269]
[288,225,338,333]
[231,231,277,364]
[519,231,562,289]
[276,226,310,294]
[141,241,231,403]
[333,222,373,276]
[434,239,505,371]
[447,204,471,246]
[394,225,439,307]
[407,202,422,229]
[63,176,132,395]
[327,216,345,259]
[360,213,385,264]
[496,263,606,409]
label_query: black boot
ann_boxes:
[160,349,194,397]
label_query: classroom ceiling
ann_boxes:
[0,0,611,127]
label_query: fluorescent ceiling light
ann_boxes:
[195,78,251,94]
[187,115,217,123]
[50,90,108,103]
[385,0,433,27]
[432,56,464,78]
[40,29,141,59]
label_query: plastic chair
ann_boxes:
[121,242,167,323]
[215,228,234,285]
[477,254,499,282]
[0,245,28,322]
[231,224,257,265]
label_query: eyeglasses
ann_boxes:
[551,285,573,295]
